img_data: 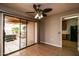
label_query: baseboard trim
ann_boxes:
[40,41,62,48]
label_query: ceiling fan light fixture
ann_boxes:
[35,13,43,19]
[26,4,52,19]
[35,13,39,19]
[38,16,41,19]
[40,14,43,18]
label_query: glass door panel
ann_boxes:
[4,15,37,55]
[4,16,20,54]
[27,22,35,46]
[20,20,27,48]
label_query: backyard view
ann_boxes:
[4,16,27,54]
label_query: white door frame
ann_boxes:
[60,13,79,51]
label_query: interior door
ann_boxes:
[27,22,35,46]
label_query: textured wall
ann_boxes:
[40,9,79,49]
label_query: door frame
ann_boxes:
[60,13,79,51]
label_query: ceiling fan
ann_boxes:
[26,4,53,19]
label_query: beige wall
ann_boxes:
[40,9,79,49]
[40,15,62,47]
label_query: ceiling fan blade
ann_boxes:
[33,4,37,11]
[43,8,52,13]
[43,13,47,17]
[26,12,35,13]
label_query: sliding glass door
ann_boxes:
[20,20,27,48]
[3,15,37,55]
[4,16,20,54]
[27,22,35,46]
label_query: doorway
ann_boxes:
[62,16,78,50]
[3,15,37,55]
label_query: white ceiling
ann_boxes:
[1,3,79,17]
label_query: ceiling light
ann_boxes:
[35,13,43,19]
[40,14,43,18]
[64,16,78,19]
[35,13,39,19]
